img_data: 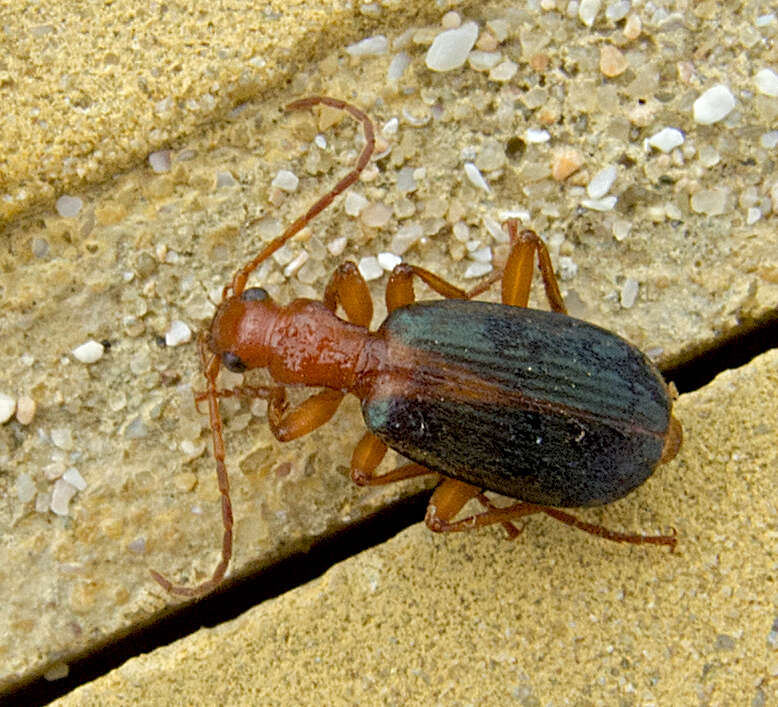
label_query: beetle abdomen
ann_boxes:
[362,300,672,507]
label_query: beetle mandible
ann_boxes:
[152,96,682,597]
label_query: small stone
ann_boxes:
[387,52,411,82]
[587,166,618,198]
[755,68,778,97]
[51,478,78,516]
[148,150,172,173]
[693,85,736,125]
[558,256,578,280]
[489,60,518,82]
[581,196,618,211]
[600,45,628,77]
[746,207,761,225]
[612,219,632,241]
[690,188,731,216]
[761,131,778,148]
[606,1,630,21]
[44,663,70,681]
[579,0,602,27]
[358,256,383,281]
[464,262,492,278]
[391,223,423,254]
[55,195,82,218]
[345,191,368,216]
[425,21,479,72]
[346,35,388,56]
[63,467,87,491]
[0,393,15,424]
[51,427,74,450]
[468,50,502,71]
[165,320,192,347]
[620,278,639,308]
[377,252,402,271]
[16,473,36,503]
[361,202,393,228]
[271,170,299,192]
[552,148,584,181]
[623,13,642,40]
[526,129,550,143]
[647,127,685,152]
[72,340,104,364]
[464,162,491,193]
[441,11,461,29]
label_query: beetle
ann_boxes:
[152,96,682,597]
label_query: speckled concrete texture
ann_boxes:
[54,350,778,705]
[2,0,778,696]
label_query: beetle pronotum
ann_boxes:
[152,96,681,597]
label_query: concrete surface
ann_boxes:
[1,0,777,698]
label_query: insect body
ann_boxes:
[152,97,682,597]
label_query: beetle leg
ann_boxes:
[350,431,438,485]
[501,220,567,313]
[385,263,470,312]
[265,387,346,442]
[425,479,538,534]
[323,261,374,326]
[540,508,677,549]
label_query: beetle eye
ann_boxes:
[241,287,269,302]
[222,352,247,373]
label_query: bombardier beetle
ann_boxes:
[151,96,682,597]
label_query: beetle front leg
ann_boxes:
[323,261,373,326]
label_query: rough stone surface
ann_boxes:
[55,350,778,705]
[2,0,778,699]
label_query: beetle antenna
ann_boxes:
[150,339,233,597]
[227,96,376,298]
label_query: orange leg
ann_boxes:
[425,479,676,549]
[350,431,437,486]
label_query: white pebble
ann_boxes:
[464,162,491,193]
[579,0,602,27]
[72,340,104,364]
[50,478,78,516]
[756,13,776,27]
[761,131,778,149]
[165,320,192,347]
[361,202,393,228]
[51,427,74,450]
[605,0,630,21]
[755,68,778,97]
[489,60,518,82]
[271,169,299,192]
[346,35,388,56]
[0,393,15,424]
[55,195,82,218]
[581,196,617,211]
[358,256,383,281]
[470,246,492,263]
[391,223,423,254]
[382,117,399,135]
[63,467,87,491]
[620,278,639,308]
[327,236,348,256]
[148,150,172,173]
[587,166,618,199]
[345,191,368,216]
[44,663,70,681]
[690,188,730,216]
[16,473,36,503]
[525,128,550,143]
[464,261,492,278]
[314,134,327,149]
[425,21,479,72]
[646,127,685,152]
[35,491,51,514]
[746,207,761,225]
[396,167,417,193]
[468,51,502,71]
[283,250,308,278]
[377,252,402,271]
[612,219,632,241]
[128,537,147,554]
[558,256,578,281]
[441,11,461,29]
[693,85,736,125]
[387,52,411,82]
